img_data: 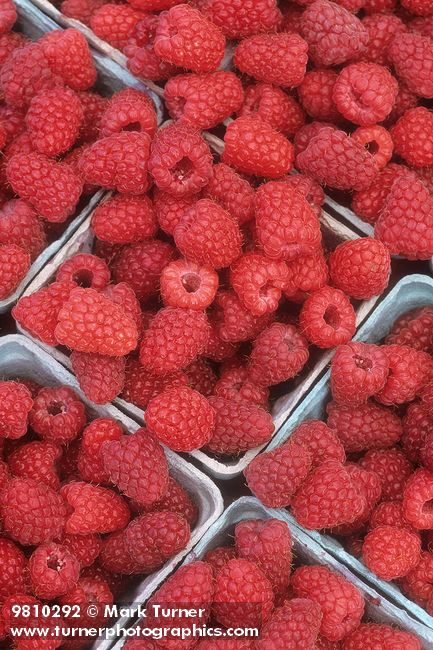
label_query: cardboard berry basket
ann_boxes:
[107,496,433,650]
[262,273,433,630]
[0,0,163,315]
[0,333,224,643]
[15,201,381,480]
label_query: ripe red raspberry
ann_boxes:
[202,164,254,226]
[420,426,433,471]
[400,550,433,606]
[388,81,419,125]
[90,4,145,49]
[2,593,63,650]
[153,189,196,237]
[125,511,190,570]
[403,0,433,14]
[164,71,244,130]
[26,87,83,157]
[7,152,82,223]
[222,116,294,178]
[55,287,138,356]
[0,199,45,260]
[124,14,179,81]
[403,468,433,529]
[149,123,213,197]
[174,198,242,269]
[213,290,273,344]
[301,0,368,66]
[103,281,144,332]
[239,83,305,137]
[78,132,151,195]
[255,181,321,261]
[213,558,273,629]
[61,481,129,535]
[99,529,144,575]
[139,307,209,375]
[203,324,239,363]
[8,441,61,490]
[12,280,75,346]
[291,420,346,467]
[29,542,80,599]
[299,286,356,349]
[256,598,321,649]
[411,15,433,37]
[391,107,433,168]
[112,239,175,300]
[91,194,157,245]
[342,623,421,650]
[99,88,157,139]
[160,259,218,311]
[206,396,273,455]
[375,344,432,405]
[199,0,282,38]
[387,306,433,352]
[213,366,269,409]
[298,69,339,121]
[203,545,237,576]
[0,31,27,68]
[351,163,407,225]
[59,576,113,627]
[146,386,215,451]
[403,401,433,463]
[362,525,421,580]
[351,125,393,171]
[29,386,86,444]
[77,418,122,484]
[293,121,337,157]
[244,439,312,507]
[58,532,101,568]
[291,564,364,642]
[60,0,106,24]
[56,253,110,291]
[330,342,389,406]
[359,448,413,500]
[284,248,329,300]
[234,32,308,88]
[0,244,29,299]
[71,352,125,404]
[184,358,217,398]
[0,538,29,604]
[369,500,414,532]
[231,253,288,317]
[389,32,433,98]
[77,90,109,142]
[360,14,407,67]
[122,358,187,409]
[235,519,292,596]
[141,476,198,526]
[333,463,382,535]
[40,28,96,92]
[1,477,66,545]
[296,127,378,192]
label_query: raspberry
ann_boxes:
[160,259,218,311]
[291,420,346,467]
[0,538,28,604]
[61,481,129,535]
[213,290,273,344]
[403,0,433,14]
[70,352,125,404]
[29,542,80,599]
[99,530,143,575]
[403,401,433,462]
[0,381,32,440]
[8,441,61,490]
[139,307,209,375]
[3,593,63,650]
[333,462,383,535]
[362,525,421,580]
[40,29,96,92]
[298,69,339,121]
[55,287,138,356]
[154,4,225,73]
[78,132,151,195]
[301,0,369,66]
[387,306,433,352]
[124,511,190,570]
[174,198,242,269]
[299,286,356,349]
[59,576,113,627]
[244,439,312,507]
[203,324,239,362]
[284,248,329,299]
[420,426,433,471]
[239,84,305,137]
[26,87,83,157]
[58,532,101,568]
[235,519,292,596]
[77,91,109,142]
[154,189,197,236]
[234,33,308,88]
[100,88,157,139]
[351,125,393,170]
[60,0,106,24]
[29,386,86,444]
[330,342,389,406]
[146,386,215,451]
[222,116,294,178]
[359,448,413,500]
[206,396,273,455]
[411,15,433,37]
[389,32,433,98]
[1,477,66,545]
[391,107,433,168]
[184,358,217,398]
[142,476,197,526]
[203,546,237,576]
[164,71,244,130]
[202,164,254,226]
[351,163,407,225]
[91,194,157,245]
[90,4,145,49]
[7,153,82,223]
[291,565,364,642]
[124,15,179,81]
[112,240,175,301]
[293,120,337,157]
[12,280,75,346]
[360,14,407,67]
[0,244,30,299]
[375,344,432,405]
[199,0,282,38]
[231,253,289,316]
[331,238,390,299]
[149,123,213,197]
[342,623,421,650]
[400,551,433,606]
[56,253,110,291]
[403,468,433,529]
[213,558,274,629]
[256,598,321,649]
[248,322,309,386]
[77,418,122,484]
[388,81,419,125]
[255,181,321,261]
[122,358,187,409]
[369,500,413,531]
[213,366,269,409]
[296,127,378,192]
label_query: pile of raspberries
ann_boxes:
[121,517,423,649]
[246,305,433,614]
[0,377,198,648]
